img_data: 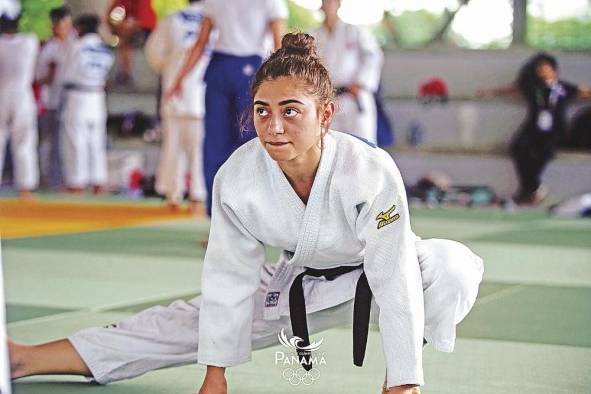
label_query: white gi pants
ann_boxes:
[155,116,206,204]
[0,89,39,191]
[60,90,107,188]
[69,238,483,384]
[331,90,377,144]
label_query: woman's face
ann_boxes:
[253,76,333,164]
[536,62,557,83]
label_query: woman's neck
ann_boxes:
[278,144,322,204]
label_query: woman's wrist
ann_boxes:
[205,365,226,377]
[384,384,420,394]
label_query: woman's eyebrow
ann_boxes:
[253,100,269,106]
[279,99,304,106]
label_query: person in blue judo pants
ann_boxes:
[167,0,288,215]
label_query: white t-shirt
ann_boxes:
[202,0,288,57]
[36,37,70,109]
[0,33,38,91]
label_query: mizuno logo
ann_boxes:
[375,204,400,229]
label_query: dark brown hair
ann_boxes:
[251,32,334,106]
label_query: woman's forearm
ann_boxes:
[172,16,213,87]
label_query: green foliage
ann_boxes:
[380,10,442,48]
[18,0,63,40]
[287,0,320,32]
[528,16,591,50]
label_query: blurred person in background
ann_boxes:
[107,0,156,85]
[312,0,383,144]
[166,0,288,216]
[144,0,209,213]
[59,14,114,194]
[0,12,39,199]
[35,5,72,189]
[480,53,591,205]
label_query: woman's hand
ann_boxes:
[165,78,183,100]
[382,385,420,394]
[198,366,227,394]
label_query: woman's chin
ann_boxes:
[264,147,293,162]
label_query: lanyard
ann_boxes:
[535,82,565,109]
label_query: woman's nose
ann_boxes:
[268,115,284,135]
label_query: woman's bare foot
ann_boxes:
[91,185,106,195]
[18,190,36,201]
[166,201,181,212]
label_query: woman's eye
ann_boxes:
[284,108,298,117]
[256,107,269,117]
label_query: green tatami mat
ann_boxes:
[472,226,591,248]
[11,334,591,394]
[3,248,202,309]
[459,284,591,347]
[4,204,591,393]
[3,225,210,260]
[7,305,74,323]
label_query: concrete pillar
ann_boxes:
[512,0,527,46]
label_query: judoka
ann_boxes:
[0,12,39,198]
[312,0,383,144]
[144,0,209,212]
[9,33,483,394]
[59,14,114,194]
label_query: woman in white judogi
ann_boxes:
[311,0,383,144]
[9,33,482,394]
[144,0,210,211]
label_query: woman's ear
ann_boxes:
[321,101,335,127]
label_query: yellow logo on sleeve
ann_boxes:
[375,204,400,229]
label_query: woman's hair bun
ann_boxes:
[280,32,318,57]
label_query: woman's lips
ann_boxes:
[267,141,289,146]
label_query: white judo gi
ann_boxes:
[312,21,383,143]
[145,3,210,204]
[69,131,483,387]
[59,33,114,189]
[0,32,39,191]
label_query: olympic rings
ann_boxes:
[281,368,321,386]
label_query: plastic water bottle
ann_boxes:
[407,121,423,147]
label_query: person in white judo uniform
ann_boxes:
[312,0,383,144]
[144,0,209,212]
[59,14,114,194]
[8,33,483,394]
[0,13,39,199]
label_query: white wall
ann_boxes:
[381,48,591,98]
[384,100,589,150]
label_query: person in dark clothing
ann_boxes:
[480,52,591,205]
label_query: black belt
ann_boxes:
[289,264,372,371]
[335,86,364,112]
[63,83,104,93]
